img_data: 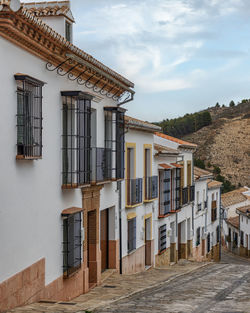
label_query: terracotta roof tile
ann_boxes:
[61,207,82,216]
[226,216,239,229]
[154,144,179,155]
[159,163,174,169]
[221,188,247,208]
[171,163,183,168]
[155,132,197,148]
[237,205,250,217]
[125,115,161,132]
[194,167,213,180]
[207,179,222,189]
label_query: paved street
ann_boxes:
[96,251,250,313]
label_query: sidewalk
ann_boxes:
[6,260,211,313]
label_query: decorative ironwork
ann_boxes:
[46,58,134,103]
[145,176,158,200]
[91,147,112,183]
[127,178,143,206]
[182,187,189,205]
[15,74,45,159]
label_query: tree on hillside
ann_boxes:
[215,102,220,108]
[229,100,235,107]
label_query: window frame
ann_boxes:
[15,74,45,160]
[128,217,136,253]
[62,208,82,278]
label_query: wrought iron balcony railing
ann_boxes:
[127,178,143,206]
[91,147,112,183]
[145,176,158,200]
[182,187,189,205]
[189,185,195,202]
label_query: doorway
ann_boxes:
[145,217,151,266]
[100,209,109,272]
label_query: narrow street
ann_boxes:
[95,251,250,313]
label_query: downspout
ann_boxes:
[117,180,122,274]
[219,186,222,261]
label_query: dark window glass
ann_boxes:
[62,212,82,277]
[65,21,72,42]
[159,224,167,252]
[128,218,136,253]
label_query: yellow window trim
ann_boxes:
[125,142,136,207]
[143,144,152,201]
[127,212,137,220]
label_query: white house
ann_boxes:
[153,132,196,265]
[0,1,134,311]
[121,116,161,274]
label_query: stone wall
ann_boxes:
[155,248,170,267]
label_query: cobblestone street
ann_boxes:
[6,250,250,313]
[96,251,250,313]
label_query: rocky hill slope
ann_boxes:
[183,103,250,187]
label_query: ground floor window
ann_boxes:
[207,233,210,253]
[62,209,82,277]
[159,224,167,252]
[196,227,201,246]
[240,231,244,246]
[128,217,136,253]
[216,226,220,243]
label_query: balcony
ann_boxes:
[145,176,158,201]
[182,187,189,205]
[91,148,112,183]
[127,178,143,206]
[189,185,195,202]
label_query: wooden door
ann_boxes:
[178,223,182,260]
[145,217,151,266]
[101,209,109,272]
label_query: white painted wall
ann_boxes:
[0,36,119,284]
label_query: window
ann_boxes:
[207,232,210,253]
[159,170,171,216]
[65,21,72,42]
[62,210,82,277]
[15,74,44,159]
[187,160,192,186]
[128,217,136,253]
[104,107,125,179]
[216,226,220,243]
[240,231,244,246]
[159,224,167,252]
[61,91,92,188]
[175,168,181,209]
[196,227,201,246]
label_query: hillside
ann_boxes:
[183,103,250,187]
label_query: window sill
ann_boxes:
[126,202,143,209]
[16,155,42,160]
[158,213,171,219]
[144,198,158,203]
[127,248,137,256]
[158,248,167,255]
[91,180,112,186]
[61,183,91,190]
[63,264,81,279]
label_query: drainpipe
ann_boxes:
[219,186,222,261]
[117,181,122,274]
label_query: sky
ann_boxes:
[22,0,250,121]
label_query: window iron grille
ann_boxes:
[128,217,136,253]
[145,176,158,200]
[62,211,82,278]
[207,233,210,253]
[104,107,125,180]
[175,168,181,210]
[159,170,171,216]
[126,178,143,206]
[189,185,195,202]
[91,147,112,183]
[196,227,201,246]
[198,203,202,211]
[15,74,45,159]
[159,224,167,252]
[182,187,189,206]
[61,91,92,188]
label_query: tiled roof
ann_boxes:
[125,116,161,133]
[194,167,213,180]
[221,189,247,208]
[22,1,75,23]
[207,179,222,189]
[0,3,134,92]
[155,132,197,148]
[154,144,179,155]
[159,163,174,169]
[237,205,250,217]
[226,216,239,229]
